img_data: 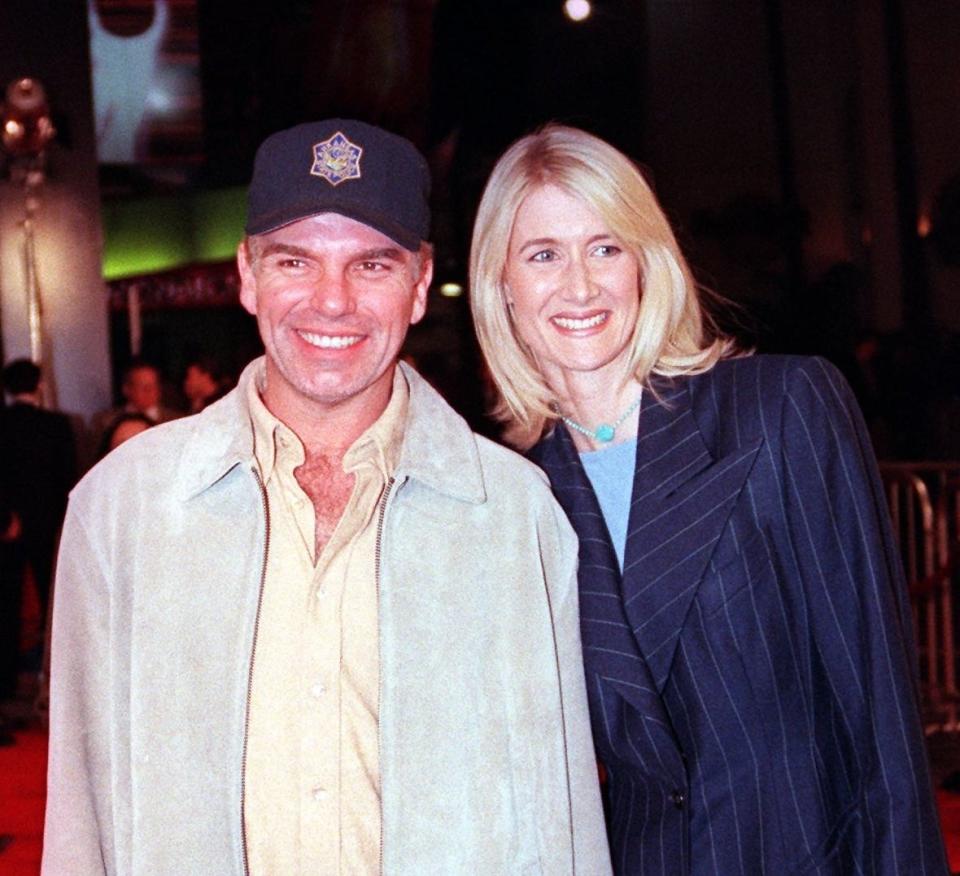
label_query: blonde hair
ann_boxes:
[469,123,737,449]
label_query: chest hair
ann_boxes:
[294,452,356,557]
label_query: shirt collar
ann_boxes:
[246,362,409,485]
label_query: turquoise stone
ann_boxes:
[595,423,615,442]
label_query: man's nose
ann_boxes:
[311,274,356,316]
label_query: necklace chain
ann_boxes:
[557,388,643,444]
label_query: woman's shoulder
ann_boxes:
[689,353,850,407]
[681,354,857,450]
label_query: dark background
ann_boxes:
[8,0,960,457]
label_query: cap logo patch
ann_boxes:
[310,131,363,186]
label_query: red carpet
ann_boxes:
[938,790,960,874]
[1,729,959,873]
[0,726,46,875]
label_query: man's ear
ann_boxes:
[237,239,258,316]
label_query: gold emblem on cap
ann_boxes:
[310,131,363,186]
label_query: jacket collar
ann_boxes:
[536,373,762,690]
[175,358,486,506]
[620,375,762,688]
[394,361,486,504]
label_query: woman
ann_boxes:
[98,411,154,458]
[470,124,947,874]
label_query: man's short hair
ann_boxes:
[122,358,160,384]
[2,358,41,395]
[186,356,225,383]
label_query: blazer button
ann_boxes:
[670,789,685,809]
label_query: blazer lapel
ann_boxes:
[623,377,763,690]
[535,428,677,735]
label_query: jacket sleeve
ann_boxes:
[778,357,948,873]
[539,496,613,875]
[42,502,115,875]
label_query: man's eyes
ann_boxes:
[262,256,308,272]
[261,257,399,275]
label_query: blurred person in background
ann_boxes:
[182,356,230,413]
[90,358,181,447]
[97,411,155,459]
[0,358,77,627]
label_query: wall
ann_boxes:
[0,0,111,421]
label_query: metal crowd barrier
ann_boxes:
[880,463,960,734]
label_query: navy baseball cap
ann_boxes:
[245,119,431,251]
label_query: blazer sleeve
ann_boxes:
[778,357,948,873]
[42,503,115,875]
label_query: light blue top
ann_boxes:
[580,437,637,571]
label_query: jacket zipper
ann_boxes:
[240,467,271,876]
[374,475,396,876]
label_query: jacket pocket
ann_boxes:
[789,793,864,875]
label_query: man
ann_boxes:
[182,356,228,413]
[0,359,76,628]
[90,359,181,444]
[43,119,610,874]
[0,486,22,746]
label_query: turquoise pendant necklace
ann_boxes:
[557,389,643,444]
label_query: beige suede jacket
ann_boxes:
[42,359,612,876]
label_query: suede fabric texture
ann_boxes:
[43,359,612,875]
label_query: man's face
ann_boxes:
[238,212,431,422]
[183,365,215,402]
[123,366,161,413]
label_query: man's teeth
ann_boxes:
[553,313,607,330]
[299,330,362,349]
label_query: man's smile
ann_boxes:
[296,329,364,350]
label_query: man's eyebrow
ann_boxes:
[356,247,404,262]
[257,242,313,260]
[256,244,404,262]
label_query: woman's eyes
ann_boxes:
[529,249,558,263]
[526,244,620,263]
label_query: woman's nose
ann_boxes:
[560,257,597,303]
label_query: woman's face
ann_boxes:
[503,185,640,388]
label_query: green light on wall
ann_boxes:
[100,186,247,280]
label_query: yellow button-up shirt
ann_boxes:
[243,364,408,875]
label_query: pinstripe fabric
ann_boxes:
[531,355,947,875]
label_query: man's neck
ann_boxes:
[261,364,396,458]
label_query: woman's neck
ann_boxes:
[552,369,644,452]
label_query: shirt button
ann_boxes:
[311,786,328,802]
[310,682,326,698]
[670,789,685,809]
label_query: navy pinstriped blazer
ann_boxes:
[530,355,948,875]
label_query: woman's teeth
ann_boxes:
[552,313,608,330]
